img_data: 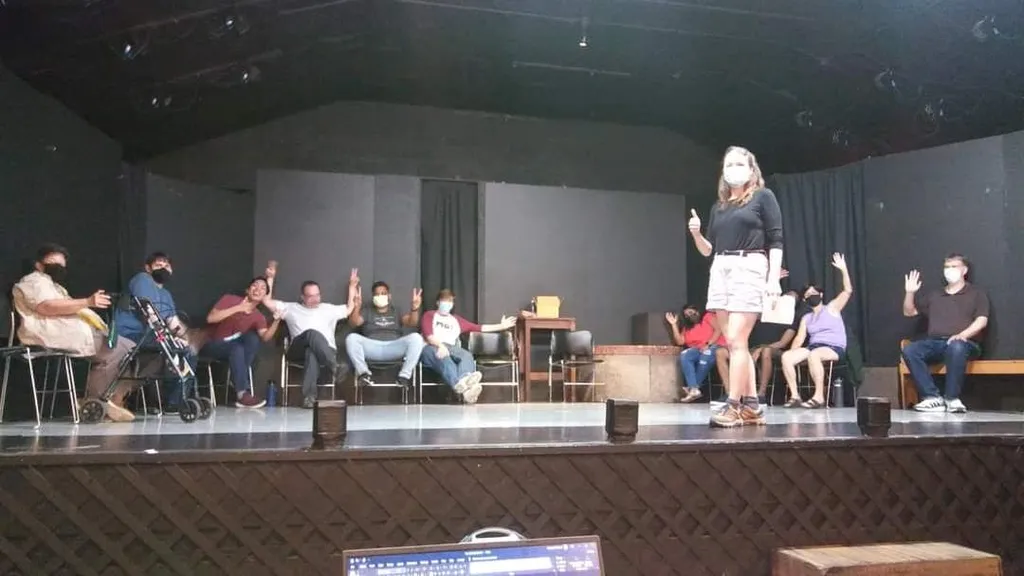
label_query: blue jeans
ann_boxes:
[420,344,476,388]
[200,331,261,393]
[679,346,718,388]
[345,332,425,379]
[902,337,980,400]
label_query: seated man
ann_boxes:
[268,267,357,409]
[114,251,192,413]
[781,253,852,408]
[902,253,989,413]
[12,243,136,422]
[420,289,516,405]
[665,304,724,403]
[200,273,280,408]
[748,291,800,402]
[346,276,425,389]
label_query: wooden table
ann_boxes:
[517,316,576,402]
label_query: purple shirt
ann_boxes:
[803,308,846,349]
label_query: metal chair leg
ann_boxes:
[25,353,42,428]
[65,357,80,424]
[0,355,12,424]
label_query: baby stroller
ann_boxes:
[79,296,212,424]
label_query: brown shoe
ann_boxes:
[104,401,136,423]
[709,404,765,428]
[236,391,267,409]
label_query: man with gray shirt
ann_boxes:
[345,276,425,389]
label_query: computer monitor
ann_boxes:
[343,535,604,576]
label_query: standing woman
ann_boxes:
[688,146,784,427]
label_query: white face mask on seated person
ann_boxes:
[372,294,390,308]
[943,267,963,284]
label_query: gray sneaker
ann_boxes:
[946,398,967,413]
[302,396,316,409]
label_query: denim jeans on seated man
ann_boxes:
[678,345,718,401]
[901,337,980,413]
[420,344,478,396]
[345,332,424,386]
[200,331,265,408]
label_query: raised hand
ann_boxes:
[349,268,359,287]
[265,260,278,280]
[665,312,678,326]
[831,253,847,271]
[352,286,363,308]
[688,209,701,234]
[411,288,423,310]
[499,315,517,330]
[88,290,111,309]
[904,270,922,293]
[780,268,790,279]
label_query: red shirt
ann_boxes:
[208,294,268,341]
[682,312,725,348]
[421,310,480,346]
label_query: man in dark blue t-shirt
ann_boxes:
[345,277,425,389]
[115,252,192,412]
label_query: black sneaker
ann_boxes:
[397,375,412,389]
[357,373,375,388]
[163,404,180,415]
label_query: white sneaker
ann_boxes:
[946,398,967,413]
[453,373,473,395]
[914,396,946,412]
[462,381,483,404]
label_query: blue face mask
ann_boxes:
[438,301,454,314]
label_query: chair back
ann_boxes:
[550,330,594,360]
[467,331,515,358]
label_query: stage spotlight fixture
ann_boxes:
[921,99,946,124]
[794,110,814,129]
[578,17,589,48]
[312,400,348,449]
[873,69,897,93]
[972,16,999,42]
[830,128,851,148]
[604,399,638,442]
[856,397,891,438]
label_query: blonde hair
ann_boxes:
[717,146,765,206]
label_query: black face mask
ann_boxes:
[43,263,67,283]
[151,268,172,285]
[805,294,823,307]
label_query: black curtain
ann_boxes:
[420,179,480,321]
[768,162,871,361]
[118,163,148,288]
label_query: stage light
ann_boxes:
[312,400,347,449]
[794,110,814,129]
[856,397,891,438]
[972,16,999,42]
[604,398,638,442]
[873,69,898,93]
[578,17,589,48]
[830,128,851,148]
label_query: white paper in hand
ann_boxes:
[761,294,796,325]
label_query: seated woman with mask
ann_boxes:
[666,305,725,403]
[780,253,853,408]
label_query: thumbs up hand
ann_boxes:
[688,209,701,234]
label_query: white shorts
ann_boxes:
[706,253,768,314]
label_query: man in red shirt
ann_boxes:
[666,305,724,403]
[201,275,282,408]
[420,289,517,405]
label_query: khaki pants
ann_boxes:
[84,332,135,402]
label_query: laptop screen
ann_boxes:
[343,535,604,576]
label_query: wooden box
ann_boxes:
[535,296,561,319]
[773,542,1002,576]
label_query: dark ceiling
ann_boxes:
[3,0,1024,172]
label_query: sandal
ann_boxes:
[801,398,825,409]
[783,398,802,408]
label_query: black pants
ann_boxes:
[288,330,338,400]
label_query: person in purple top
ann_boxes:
[780,253,852,408]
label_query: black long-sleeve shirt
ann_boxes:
[705,188,784,254]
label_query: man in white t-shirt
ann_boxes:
[270,276,355,408]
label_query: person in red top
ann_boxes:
[666,304,725,403]
[420,289,517,405]
[200,270,283,408]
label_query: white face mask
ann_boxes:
[723,165,752,187]
[372,294,390,308]
[943,268,963,284]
